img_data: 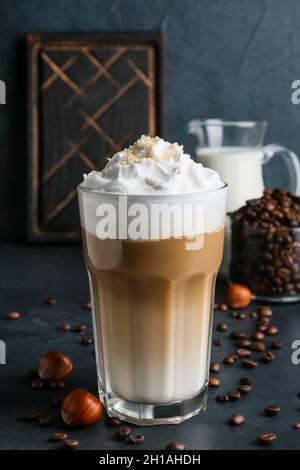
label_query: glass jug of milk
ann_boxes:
[187,119,300,274]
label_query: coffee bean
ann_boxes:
[219,304,228,311]
[21,410,39,421]
[216,394,229,403]
[62,439,79,449]
[214,303,219,309]
[49,432,68,442]
[51,393,65,406]
[238,384,252,395]
[5,311,21,320]
[264,405,280,416]
[49,380,65,390]
[241,359,257,369]
[210,362,220,373]
[236,348,252,358]
[229,412,245,426]
[216,323,228,332]
[231,312,238,318]
[165,441,186,450]
[250,311,258,318]
[58,322,71,332]
[266,326,279,336]
[38,415,53,427]
[237,312,247,320]
[105,416,121,427]
[230,331,246,339]
[80,336,94,345]
[209,376,220,387]
[271,340,282,349]
[257,317,270,326]
[115,425,131,439]
[235,339,251,348]
[129,435,145,444]
[84,302,91,310]
[257,432,276,445]
[223,355,236,365]
[292,422,300,429]
[261,351,274,363]
[258,306,273,317]
[44,298,56,306]
[240,376,252,385]
[74,324,88,333]
[253,331,265,341]
[32,378,44,390]
[228,390,241,401]
[256,323,267,332]
[248,342,265,352]
[213,338,222,346]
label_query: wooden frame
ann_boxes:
[26,31,167,242]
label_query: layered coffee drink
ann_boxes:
[78,136,227,425]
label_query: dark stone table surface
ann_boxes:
[0,242,300,450]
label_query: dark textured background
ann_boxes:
[1,0,300,241]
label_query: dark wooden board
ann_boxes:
[26,32,166,242]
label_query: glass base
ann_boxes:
[253,293,300,303]
[100,383,208,426]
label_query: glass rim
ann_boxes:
[77,181,228,198]
[189,119,268,128]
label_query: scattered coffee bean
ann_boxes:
[257,317,270,326]
[231,312,238,318]
[49,380,65,390]
[235,338,251,348]
[241,359,257,369]
[51,393,65,406]
[249,342,265,352]
[214,303,219,309]
[213,338,222,346]
[237,312,246,320]
[38,415,53,427]
[74,324,88,333]
[84,302,91,310]
[32,378,44,390]
[21,410,39,421]
[240,376,252,386]
[264,405,281,416]
[228,390,241,401]
[257,432,276,445]
[129,435,145,444]
[266,326,279,336]
[230,331,246,340]
[216,394,229,403]
[253,331,265,341]
[271,340,282,349]
[165,441,187,450]
[44,298,56,306]
[258,306,273,318]
[115,425,131,439]
[216,323,228,332]
[250,311,258,318]
[237,348,252,358]
[80,336,94,345]
[210,362,220,373]
[229,412,245,426]
[261,351,274,363]
[5,311,21,320]
[62,438,79,449]
[223,355,235,365]
[209,376,220,387]
[237,384,252,395]
[292,422,300,429]
[49,432,68,442]
[105,416,121,427]
[256,323,267,332]
[219,303,228,311]
[58,322,71,332]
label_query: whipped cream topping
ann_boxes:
[81,135,223,194]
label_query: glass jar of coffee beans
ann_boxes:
[230,189,300,302]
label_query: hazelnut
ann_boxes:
[226,284,252,309]
[38,352,73,382]
[62,388,103,427]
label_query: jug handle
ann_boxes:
[262,144,300,195]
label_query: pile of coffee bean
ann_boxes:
[230,188,300,297]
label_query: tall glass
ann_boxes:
[78,185,227,425]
